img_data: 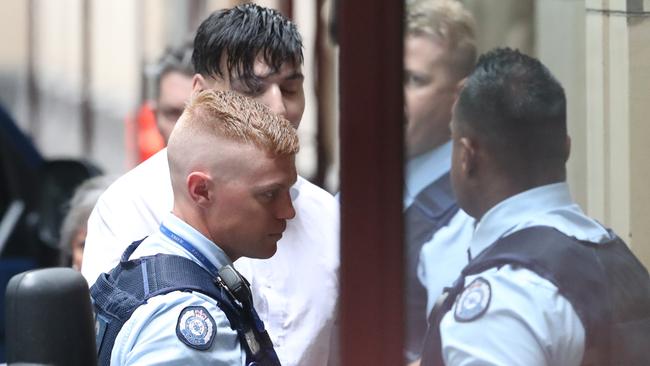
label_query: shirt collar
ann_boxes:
[404,141,452,208]
[160,212,233,271]
[469,182,577,258]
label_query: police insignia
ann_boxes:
[176,306,216,350]
[454,277,491,322]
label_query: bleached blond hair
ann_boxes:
[406,0,477,79]
[169,89,299,157]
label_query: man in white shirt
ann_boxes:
[82,4,339,366]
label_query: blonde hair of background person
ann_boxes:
[406,0,476,79]
[59,175,114,270]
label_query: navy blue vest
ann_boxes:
[90,241,280,366]
[420,226,650,366]
[404,172,459,361]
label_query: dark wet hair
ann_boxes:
[192,3,303,90]
[456,48,567,169]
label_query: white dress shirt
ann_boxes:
[111,213,245,365]
[440,182,611,366]
[82,148,340,366]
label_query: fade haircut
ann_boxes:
[192,3,303,90]
[455,48,567,170]
[171,89,299,157]
[406,0,477,79]
[153,39,194,99]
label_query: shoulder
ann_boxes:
[89,149,172,233]
[440,267,585,365]
[112,290,242,365]
[100,149,170,200]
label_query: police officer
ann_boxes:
[402,1,477,361]
[91,90,298,365]
[419,48,650,365]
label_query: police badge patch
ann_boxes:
[454,277,491,322]
[176,306,217,350]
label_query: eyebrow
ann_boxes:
[233,70,304,84]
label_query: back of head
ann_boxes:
[167,89,299,194]
[192,3,303,89]
[406,0,477,79]
[456,48,567,175]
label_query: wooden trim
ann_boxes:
[338,1,405,364]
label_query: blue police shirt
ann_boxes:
[404,141,452,209]
[418,209,474,314]
[110,213,245,365]
[439,182,611,366]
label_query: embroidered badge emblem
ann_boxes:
[454,277,491,322]
[176,306,216,350]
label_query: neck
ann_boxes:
[171,204,240,262]
[471,169,566,221]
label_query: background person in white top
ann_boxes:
[81,4,339,366]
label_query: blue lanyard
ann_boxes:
[159,223,220,277]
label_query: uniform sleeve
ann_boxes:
[81,151,173,286]
[417,210,474,314]
[112,291,243,366]
[439,267,586,366]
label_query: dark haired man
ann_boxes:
[82,5,339,366]
[419,48,650,365]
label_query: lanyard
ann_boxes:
[159,223,220,277]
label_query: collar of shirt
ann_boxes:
[404,141,452,208]
[468,182,611,259]
[133,212,233,274]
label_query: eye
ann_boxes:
[281,81,302,96]
[234,79,265,97]
[258,190,278,202]
[160,107,184,122]
[404,72,430,87]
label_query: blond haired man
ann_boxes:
[91,90,297,365]
[402,0,478,362]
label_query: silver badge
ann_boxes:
[454,277,491,322]
[176,306,216,350]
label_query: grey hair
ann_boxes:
[58,175,114,253]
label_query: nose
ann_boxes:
[277,191,296,220]
[259,84,287,118]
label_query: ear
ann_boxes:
[453,77,467,100]
[459,136,477,177]
[186,171,213,207]
[192,74,208,93]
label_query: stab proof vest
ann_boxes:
[90,240,281,366]
[420,226,650,366]
[404,173,459,361]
